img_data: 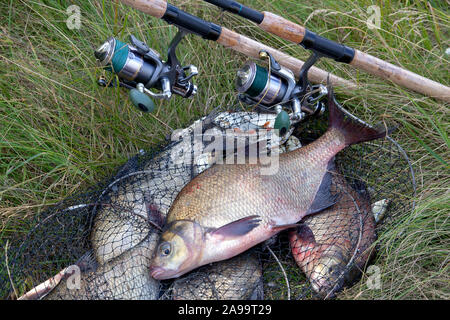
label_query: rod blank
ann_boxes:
[216,27,357,89]
[205,0,450,102]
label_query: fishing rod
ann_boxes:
[203,0,450,103]
[97,0,356,116]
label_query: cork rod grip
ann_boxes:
[120,0,168,19]
[119,0,357,89]
[350,50,450,103]
[260,12,306,44]
[217,28,357,90]
[258,11,449,102]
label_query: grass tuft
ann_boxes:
[0,0,448,299]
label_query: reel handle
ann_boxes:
[95,31,198,113]
[129,87,156,113]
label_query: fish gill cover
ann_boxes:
[0,105,415,300]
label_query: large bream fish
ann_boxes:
[18,235,158,300]
[289,171,376,298]
[17,110,284,300]
[150,89,388,280]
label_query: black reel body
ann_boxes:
[95,31,198,112]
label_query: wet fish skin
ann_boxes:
[150,88,387,280]
[288,172,376,298]
[20,111,286,300]
[90,155,193,265]
[90,111,283,265]
[20,234,160,300]
[170,250,263,300]
[167,135,301,300]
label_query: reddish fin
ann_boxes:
[209,215,261,240]
[327,85,389,146]
[289,224,317,263]
[294,224,316,244]
[146,201,164,231]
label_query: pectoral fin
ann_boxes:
[208,215,261,240]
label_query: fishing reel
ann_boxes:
[94,30,198,113]
[235,50,328,135]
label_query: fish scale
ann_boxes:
[289,170,376,298]
[150,89,388,280]
[168,131,339,229]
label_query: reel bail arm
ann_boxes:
[235,49,328,132]
[94,29,198,113]
[204,0,450,103]
[295,51,328,116]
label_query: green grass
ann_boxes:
[0,0,448,299]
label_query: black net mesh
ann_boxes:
[0,104,415,300]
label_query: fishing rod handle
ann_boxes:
[205,1,306,44]
[205,0,450,102]
[119,0,357,89]
[205,2,353,62]
[260,12,355,63]
[217,28,357,90]
[350,50,450,103]
[121,0,221,40]
[261,12,450,102]
[259,11,305,44]
[120,0,168,18]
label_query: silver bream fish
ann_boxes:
[150,89,388,280]
[18,111,286,300]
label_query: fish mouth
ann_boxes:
[149,265,181,280]
[309,260,347,297]
[149,266,167,280]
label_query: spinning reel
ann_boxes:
[94,30,198,113]
[235,51,328,135]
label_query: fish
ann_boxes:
[170,250,263,300]
[90,110,288,265]
[167,135,300,301]
[149,87,388,280]
[19,234,160,300]
[288,171,377,298]
[18,110,288,300]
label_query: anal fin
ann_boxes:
[306,161,339,216]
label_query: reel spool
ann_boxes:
[235,51,328,137]
[95,31,198,113]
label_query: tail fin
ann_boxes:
[327,85,389,146]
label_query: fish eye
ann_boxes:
[158,242,172,256]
